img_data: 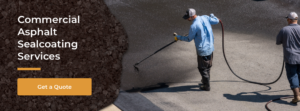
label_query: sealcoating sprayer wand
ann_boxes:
[134,40,177,72]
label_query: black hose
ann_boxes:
[265,96,294,111]
[219,20,296,111]
[220,20,285,85]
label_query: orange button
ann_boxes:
[18,78,92,96]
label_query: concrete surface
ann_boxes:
[100,104,121,111]
[104,0,300,110]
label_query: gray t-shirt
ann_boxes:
[276,24,300,64]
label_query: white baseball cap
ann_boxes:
[183,8,196,19]
[285,12,298,20]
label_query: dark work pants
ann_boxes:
[197,53,213,88]
[285,63,300,89]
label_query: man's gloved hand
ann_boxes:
[173,32,178,41]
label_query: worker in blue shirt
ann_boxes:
[174,8,219,91]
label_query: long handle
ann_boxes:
[134,40,177,72]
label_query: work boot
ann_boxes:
[291,96,300,104]
[199,84,210,91]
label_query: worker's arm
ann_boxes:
[175,26,196,42]
[208,13,219,25]
[276,29,283,45]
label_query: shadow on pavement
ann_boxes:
[126,80,264,93]
[224,92,295,106]
[125,83,169,92]
[141,85,201,93]
[125,80,295,106]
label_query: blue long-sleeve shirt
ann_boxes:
[177,14,219,56]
